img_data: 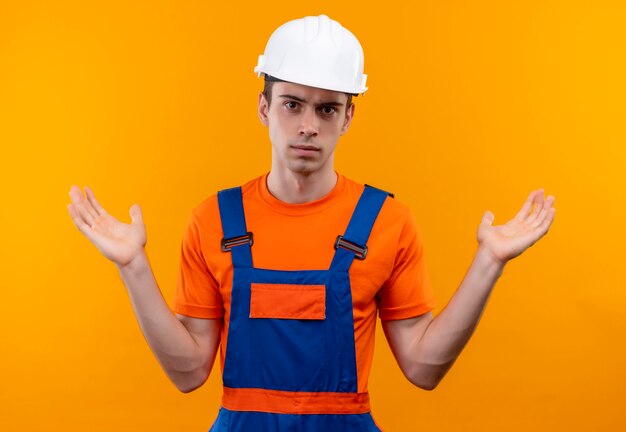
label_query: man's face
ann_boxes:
[258,81,355,176]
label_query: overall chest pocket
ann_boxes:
[249,283,327,391]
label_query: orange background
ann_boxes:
[1,1,624,431]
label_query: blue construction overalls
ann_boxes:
[209,184,391,432]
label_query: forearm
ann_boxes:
[116,251,213,390]
[411,246,505,387]
[384,189,554,390]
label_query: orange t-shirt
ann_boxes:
[173,173,436,393]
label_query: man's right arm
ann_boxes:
[68,185,221,393]
[117,251,221,393]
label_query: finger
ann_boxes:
[129,204,143,225]
[481,210,495,226]
[85,186,108,217]
[534,207,556,239]
[515,190,536,221]
[531,195,555,229]
[69,204,111,250]
[69,186,97,227]
[526,189,545,225]
[69,185,99,222]
[67,203,99,243]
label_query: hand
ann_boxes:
[476,189,556,266]
[67,186,147,267]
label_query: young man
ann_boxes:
[68,15,555,431]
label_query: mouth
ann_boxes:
[290,144,320,151]
[290,144,321,156]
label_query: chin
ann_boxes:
[288,162,320,175]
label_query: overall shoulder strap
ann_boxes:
[217,187,253,268]
[330,185,393,272]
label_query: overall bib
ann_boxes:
[209,185,391,432]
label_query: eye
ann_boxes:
[320,106,336,115]
[284,101,299,110]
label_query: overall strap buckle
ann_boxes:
[221,232,254,252]
[217,186,254,268]
[329,185,392,271]
[334,235,368,260]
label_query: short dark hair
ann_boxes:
[262,74,354,109]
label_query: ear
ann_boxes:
[340,102,355,136]
[258,92,269,127]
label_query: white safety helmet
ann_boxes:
[254,15,368,95]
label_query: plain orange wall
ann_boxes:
[1,1,624,431]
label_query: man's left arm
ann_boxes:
[382,189,556,390]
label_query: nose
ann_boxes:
[298,107,319,137]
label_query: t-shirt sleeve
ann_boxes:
[172,210,224,319]
[377,210,436,320]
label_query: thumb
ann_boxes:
[129,204,143,225]
[481,210,495,226]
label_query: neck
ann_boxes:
[267,167,338,204]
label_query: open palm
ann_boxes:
[68,186,146,267]
[477,189,556,265]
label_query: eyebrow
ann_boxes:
[278,94,345,107]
